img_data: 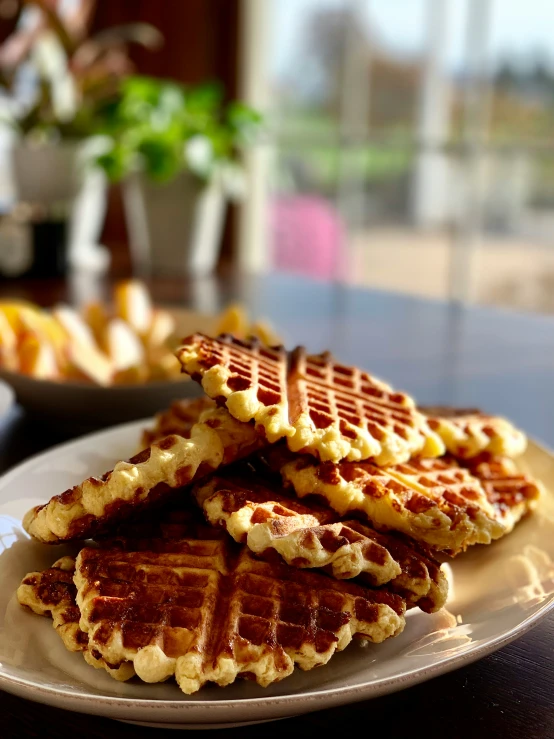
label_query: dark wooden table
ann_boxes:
[1,272,553,739]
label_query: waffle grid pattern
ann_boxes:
[75,539,406,693]
[280,454,507,554]
[194,472,448,612]
[465,454,542,532]
[17,557,135,681]
[177,333,445,465]
[290,348,416,442]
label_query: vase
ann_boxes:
[123,171,226,277]
[9,140,109,274]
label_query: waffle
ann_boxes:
[278,452,507,554]
[141,396,216,447]
[194,471,399,584]
[193,462,337,533]
[96,499,227,548]
[344,520,448,613]
[193,470,448,613]
[17,556,135,680]
[23,407,263,544]
[422,406,527,459]
[466,454,542,533]
[176,333,445,465]
[75,536,406,694]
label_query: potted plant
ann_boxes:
[0,0,162,274]
[95,76,262,276]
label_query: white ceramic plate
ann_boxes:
[0,424,553,729]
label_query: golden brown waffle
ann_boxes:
[422,406,527,459]
[344,520,448,613]
[74,532,406,694]
[23,407,263,544]
[17,505,229,685]
[194,471,398,584]
[465,454,541,533]
[17,556,135,680]
[193,463,336,531]
[176,333,445,465]
[193,470,448,613]
[141,396,216,448]
[278,451,507,554]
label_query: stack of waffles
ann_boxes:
[18,333,542,695]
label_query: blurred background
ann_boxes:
[1,0,554,314]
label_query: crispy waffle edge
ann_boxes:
[22,407,262,544]
[17,556,135,681]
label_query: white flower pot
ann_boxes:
[123,171,226,277]
[11,141,81,206]
[9,140,108,272]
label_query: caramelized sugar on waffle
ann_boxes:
[176,333,445,465]
[465,454,542,533]
[23,407,263,544]
[194,469,448,613]
[422,406,527,460]
[74,533,406,694]
[278,451,507,555]
[17,556,135,680]
[141,396,216,448]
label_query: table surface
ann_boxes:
[1,272,553,739]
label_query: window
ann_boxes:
[253,0,554,313]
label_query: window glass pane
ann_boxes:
[270,0,349,134]
[489,0,554,144]
[265,0,554,313]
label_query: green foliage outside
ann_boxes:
[277,109,414,193]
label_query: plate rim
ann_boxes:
[0,421,553,721]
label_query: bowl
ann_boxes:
[0,368,201,432]
[0,307,221,432]
[0,380,15,420]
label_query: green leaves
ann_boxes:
[226,101,263,143]
[95,76,263,189]
[137,136,183,182]
[95,146,131,182]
